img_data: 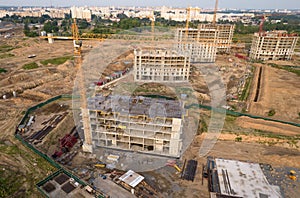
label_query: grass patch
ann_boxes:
[40,56,73,66]
[0,142,57,197]
[199,119,208,134]
[0,68,8,73]
[0,167,25,197]
[239,67,254,101]
[0,144,20,155]
[268,109,276,117]
[239,76,252,101]
[23,62,38,70]
[235,136,242,142]
[232,34,253,43]
[0,45,15,53]
[225,115,237,122]
[268,63,300,76]
[0,53,15,59]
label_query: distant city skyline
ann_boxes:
[0,0,300,9]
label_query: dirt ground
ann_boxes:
[249,63,300,123]
[140,132,300,198]
[0,33,99,197]
[1,29,300,198]
[178,134,300,198]
[236,116,300,136]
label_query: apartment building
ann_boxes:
[71,6,92,21]
[198,24,235,52]
[175,28,217,62]
[250,31,299,61]
[175,24,235,61]
[88,95,184,157]
[134,49,191,82]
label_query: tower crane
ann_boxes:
[71,18,93,153]
[141,11,155,39]
[212,0,219,25]
[259,15,266,35]
[185,7,200,47]
[185,7,200,31]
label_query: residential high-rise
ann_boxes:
[250,31,298,61]
[88,95,184,157]
[134,49,191,82]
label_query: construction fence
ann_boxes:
[13,94,108,198]
[185,103,300,128]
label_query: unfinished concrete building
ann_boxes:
[175,28,217,63]
[134,49,191,82]
[198,24,235,53]
[175,24,234,62]
[206,157,282,198]
[250,31,299,61]
[88,95,184,157]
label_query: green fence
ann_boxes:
[13,94,99,197]
[185,103,300,128]
[15,133,62,169]
[18,95,72,127]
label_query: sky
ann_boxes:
[0,0,299,9]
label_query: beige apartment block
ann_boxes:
[198,24,235,52]
[134,49,191,82]
[175,28,217,63]
[250,31,299,61]
[175,24,234,62]
[88,95,184,157]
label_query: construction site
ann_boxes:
[1,0,300,197]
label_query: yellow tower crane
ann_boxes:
[185,7,200,31]
[185,7,200,49]
[142,11,155,40]
[71,18,93,153]
[212,0,219,25]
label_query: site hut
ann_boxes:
[206,157,283,198]
[175,28,217,63]
[88,95,184,157]
[118,170,144,194]
[250,31,299,61]
[134,49,191,82]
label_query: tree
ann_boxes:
[78,19,90,29]
[117,13,128,20]
[24,22,30,32]
[43,20,59,33]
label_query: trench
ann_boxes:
[254,67,262,102]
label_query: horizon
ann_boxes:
[0,5,299,10]
[0,0,299,10]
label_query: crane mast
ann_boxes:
[212,0,218,25]
[259,16,266,35]
[72,18,93,153]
